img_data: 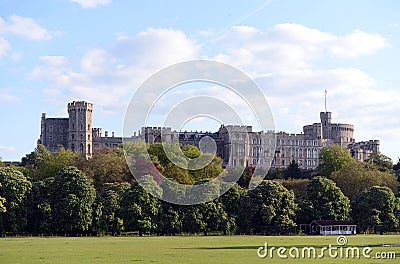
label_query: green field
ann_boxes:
[0,235,399,263]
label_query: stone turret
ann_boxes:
[68,101,93,159]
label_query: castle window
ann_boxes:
[88,134,91,141]
[88,144,91,155]
[72,124,75,130]
[80,143,84,154]
[298,148,303,158]
[59,135,62,140]
[49,126,53,132]
[49,135,53,141]
[71,143,75,151]
[307,148,311,158]
[313,148,318,159]
[88,124,91,131]
[80,134,83,140]
[71,134,75,140]
[80,123,83,131]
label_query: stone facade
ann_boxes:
[39,101,380,168]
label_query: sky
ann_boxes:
[0,0,399,162]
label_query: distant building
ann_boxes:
[38,100,380,169]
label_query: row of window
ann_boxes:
[48,124,91,132]
[48,133,91,141]
[278,139,320,146]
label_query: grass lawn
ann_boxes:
[0,235,399,263]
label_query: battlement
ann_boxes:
[67,101,93,111]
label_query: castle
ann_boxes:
[38,100,380,170]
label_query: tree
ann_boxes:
[99,182,130,235]
[0,167,32,234]
[366,152,393,173]
[189,154,224,182]
[318,145,355,177]
[0,183,5,213]
[21,144,50,176]
[49,166,96,233]
[352,186,399,233]
[331,162,398,200]
[22,146,83,180]
[182,144,201,159]
[81,147,132,190]
[299,176,350,223]
[247,180,298,232]
[284,160,302,179]
[182,200,229,236]
[119,175,162,235]
[26,178,53,234]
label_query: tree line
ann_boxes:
[0,143,399,235]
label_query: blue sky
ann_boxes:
[0,0,399,162]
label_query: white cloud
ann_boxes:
[0,93,19,102]
[31,28,200,113]
[212,23,387,72]
[0,146,16,152]
[70,0,111,8]
[330,29,387,58]
[0,15,61,40]
[0,37,10,58]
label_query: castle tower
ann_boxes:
[67,101,93,159]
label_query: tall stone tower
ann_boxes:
[67,101,93,159]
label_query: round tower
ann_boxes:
[67,101,93,159]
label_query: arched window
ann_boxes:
[307,148,311,158]
[88,134,91,141]
[298,148,303,158]
[71,143,75,151]
[71,134,75,140]
[88,144,91,155]
[80,123,83,131]
[80,143,84,154]
[80,134,83,140]
[313,148,318,159]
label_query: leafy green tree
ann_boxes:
[0,167,32,234]
[278,178,310,200]
[248,180,298,232]
[158,202,183,235]
[99,182,130,235]
[318,145,355,177]
[366,152,393,173]
[81,147,132,190]
[119,175,162,235]
[189,154,224,182]
[218,183,244,234]
[182,144,201,159]
[284,160,302,179]
[0,183,5,213]
[299,176,350,223]
[163,163,193,184]
[352,186,399,232]
[49,166,96,233]
[182,200,229,235]
[21,144,50,177]
[26,178,53,234]
[331,162,398,200]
